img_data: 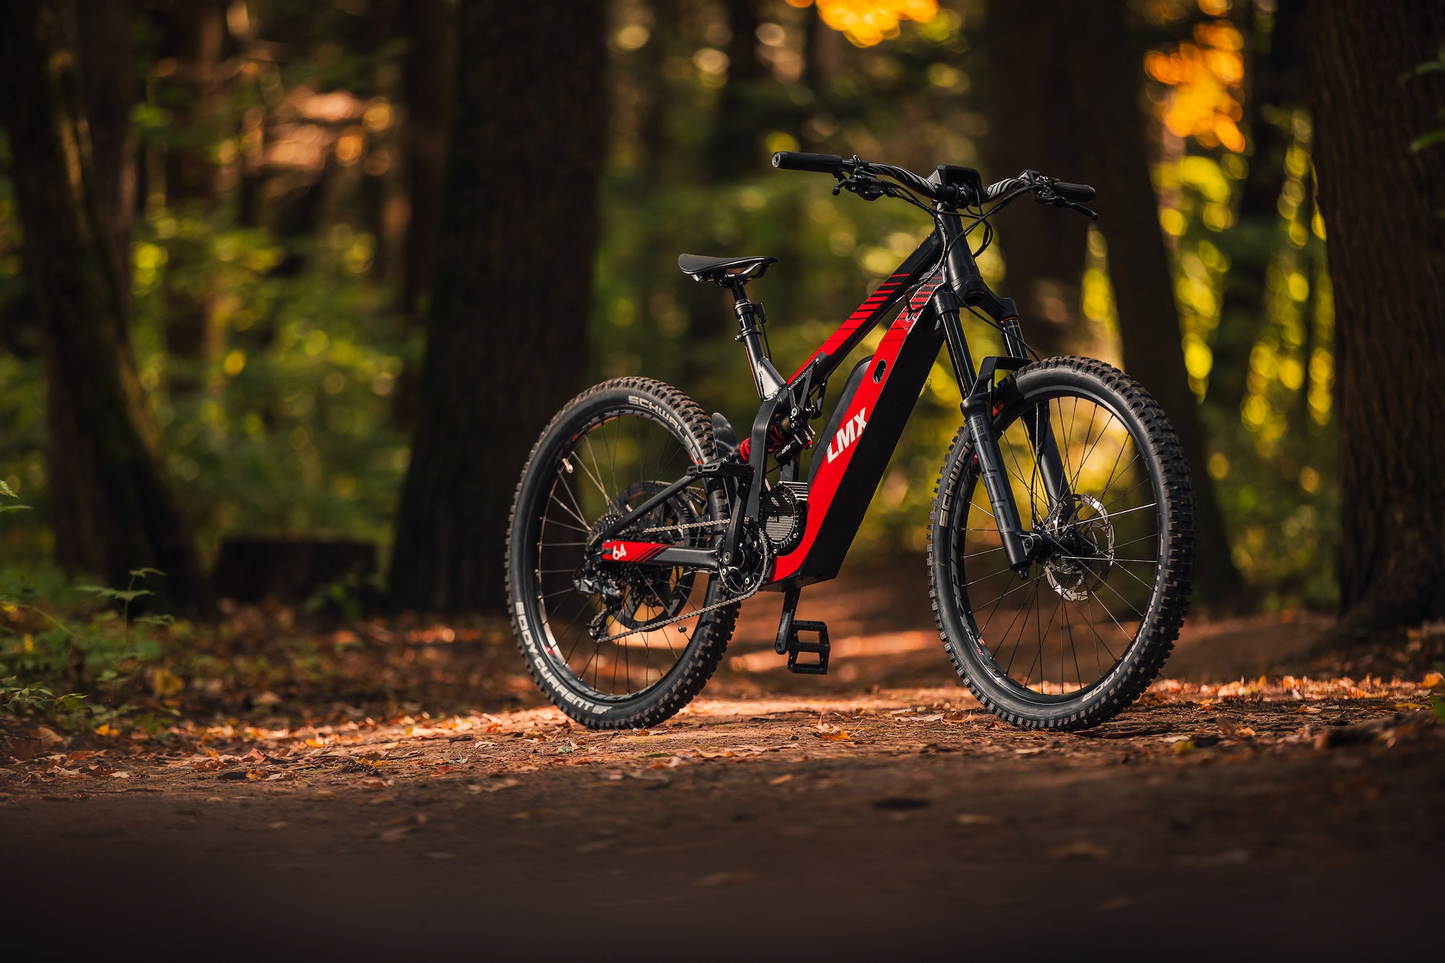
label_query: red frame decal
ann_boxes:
[788,273,910,380]
[772,271,945,582]
[601,541,670,563]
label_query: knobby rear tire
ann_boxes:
[506,377,737,730]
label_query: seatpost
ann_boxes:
[724,277,785,399]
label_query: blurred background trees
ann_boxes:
[0,0,1438,638]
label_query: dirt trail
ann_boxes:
[3,569,1442,957]
[6,687,1443,957]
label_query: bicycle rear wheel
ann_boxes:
[928,357,1195,730]
[506,377,738,729]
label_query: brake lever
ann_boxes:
[834,171,886,201]
[1035,186,1098,221]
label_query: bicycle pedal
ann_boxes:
[785,620,830,675]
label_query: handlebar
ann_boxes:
[770,151,847,175]
[772,150,1096,218]
[1053,181,1096,202]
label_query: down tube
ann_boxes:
[769,298,946,588]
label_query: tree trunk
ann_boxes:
[388,1,608,613]
[1070,1,1244,604]
[157,0,226,397]
[709,0,770,181]
[0,0,209,614]
[69,0,136,320]
[1308,0,1445,639]
[1209,0,1305,417]
[981,0,1089,360]
[399,0,453,320]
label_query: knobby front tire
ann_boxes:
[928,357,1195,731]
[506,377,737,730]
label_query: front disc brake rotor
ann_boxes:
[1042,493,1115,601]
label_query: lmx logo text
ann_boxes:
[826,409,868,463]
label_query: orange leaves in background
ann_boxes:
[788,0,939,48]
[1145,18,1246,151]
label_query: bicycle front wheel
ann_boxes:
[928,357,1195,730]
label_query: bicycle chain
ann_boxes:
[636,519,726,536]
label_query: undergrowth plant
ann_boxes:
[0,482,170,727]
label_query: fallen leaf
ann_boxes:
[476,778,520,793]
[1053,841,1108,860]
[150,667,185,698]
[955,813,1000,826]
[696,870,752,887]
[1093,896,1133,913]
[1174,740,1197,756]
[33,727,64,747]
[768,773,794,785]
[1421,672,1444,689]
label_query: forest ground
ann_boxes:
[3,565,1442,958]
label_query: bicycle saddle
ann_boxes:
[678,253,777,282]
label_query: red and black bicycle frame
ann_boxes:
[596,207,1073,604]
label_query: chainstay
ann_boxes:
[593,530,771,643]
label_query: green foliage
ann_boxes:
[0,500,165,724]
[1404,44,1445,154]
[129,213,416,559]
[0,1,1349,613]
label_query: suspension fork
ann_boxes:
[996,316,1075,522]
[935,292,1064,575]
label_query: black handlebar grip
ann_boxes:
[1053,181,1096,202]
[771,151,845,175]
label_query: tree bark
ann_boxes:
[388,1,608,613]
[157,0,226,397]
[70,0,137,320]
[981,0,1090,360]
[1308,0,1445,638]
[398,0,453,321]
[0,0,209,614]
[1069,0,1244,604]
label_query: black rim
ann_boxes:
[949,384,1164,702]
[524,406,718,702]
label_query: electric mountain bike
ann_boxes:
[507,151,1195,731]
